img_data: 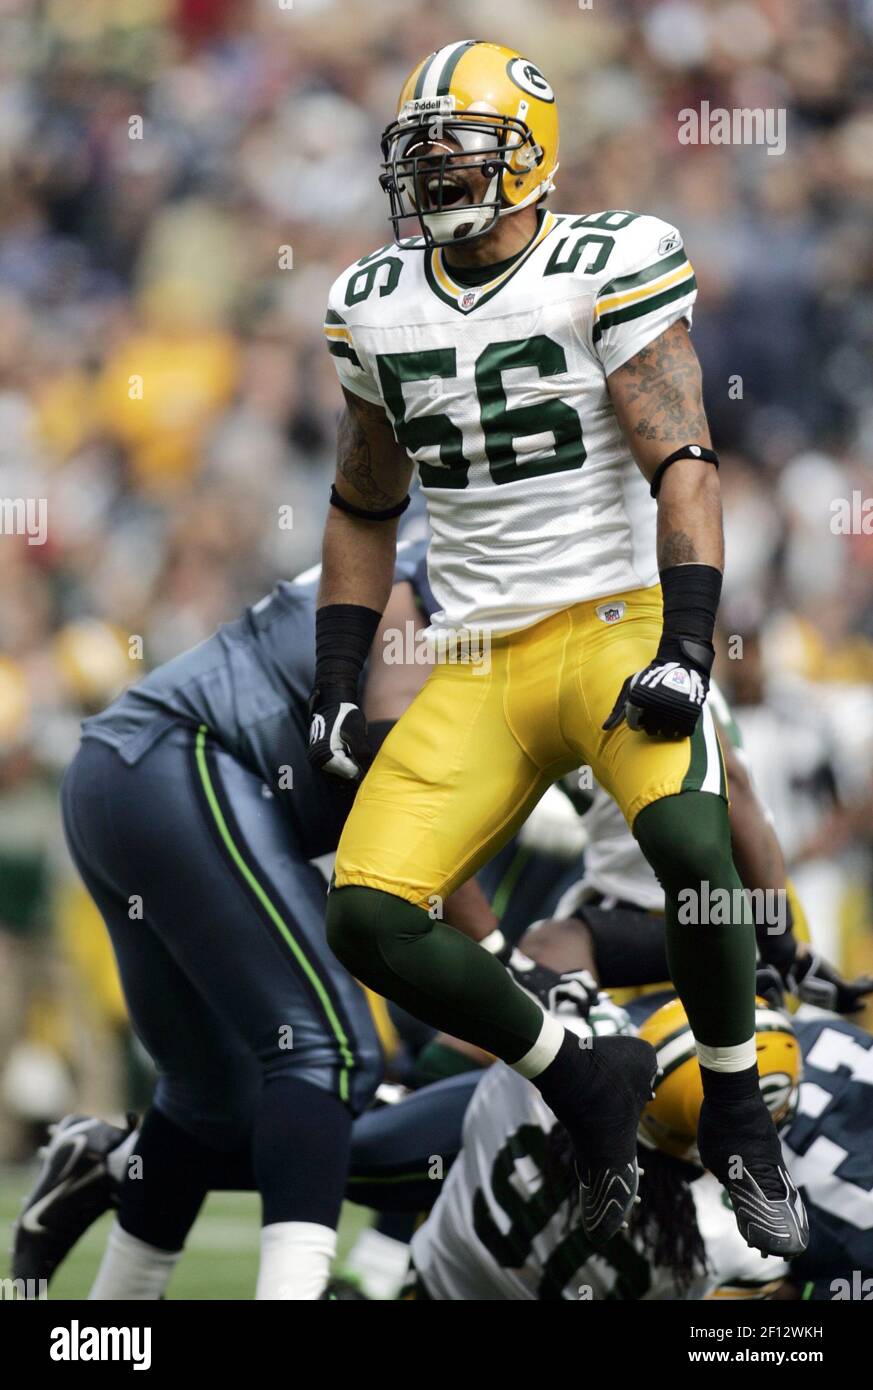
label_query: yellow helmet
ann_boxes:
[380,39,559,247]
[638,998,801,1164]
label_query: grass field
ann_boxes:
[0,1167,372,1300]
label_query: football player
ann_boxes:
[409,997,801,1300]
[27,988,870,1301]
[31,541,459,1301]
[404,991,873,1300]
[509,682,873,1019]
[308,39,806,1252]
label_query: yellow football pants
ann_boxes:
[336,582,726,908]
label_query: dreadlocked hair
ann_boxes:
[542,1125,709,1297]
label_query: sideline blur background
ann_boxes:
[0,0,871,1155]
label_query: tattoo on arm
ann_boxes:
[336,389,398,509]
[658,528,700,568]
[612,320,708,443]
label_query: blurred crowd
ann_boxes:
[0,0,872,1149]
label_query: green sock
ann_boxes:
[634,791,755,1047]
[326,886,551,1066]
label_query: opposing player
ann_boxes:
[410,997,802,1300]
[308,39,806,1251]
[405,990,873,1300]
[32,543,451,1300]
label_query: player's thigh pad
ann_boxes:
[561,584,727,827]
[334,646,551,906]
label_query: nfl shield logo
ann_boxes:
[459,289,479,311]
[595,601,625,625]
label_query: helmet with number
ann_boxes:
[380,39,559,248]
[638,998,801,1164]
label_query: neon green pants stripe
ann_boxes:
[194,725,354,1101]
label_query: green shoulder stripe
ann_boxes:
[327,340,362,369]
[593,275,696,341]
[597,248,688,300]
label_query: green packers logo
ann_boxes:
[506,57,555,103]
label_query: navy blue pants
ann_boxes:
[62,726,383,1150]
[348,1071,479,1212]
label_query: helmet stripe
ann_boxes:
[420,40,476,100]
[413,52,439,100]
[435,39,478,96]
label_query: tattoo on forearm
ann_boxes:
[659,529,699,567]
[615,321,708,442]
[337,396,396,508]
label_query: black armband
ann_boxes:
[649,445,719,499]
[330,484,410,521]
[314,603,383,698]
[657,563,722,671]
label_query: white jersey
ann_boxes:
[325,210,697,633]
[556,783,667,914]
[410,1060,788,1301]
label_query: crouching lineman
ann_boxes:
[35,542,454,1300]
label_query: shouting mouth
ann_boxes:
[423,174,470,209]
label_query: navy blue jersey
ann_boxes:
[628,995,873,1291]
[783,1015,873,1290]
[82,540,433,858]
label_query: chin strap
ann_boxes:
[497,163,559,218]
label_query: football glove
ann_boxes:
[755,964,788,1010]
[307,686,373,781]
[504,948,600,1019]
[756,954,873,1015]
[790,951,873,1015]
[603,638,713,740]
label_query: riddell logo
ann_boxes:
[595,602,625,625]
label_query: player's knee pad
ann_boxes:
[326,884,431,984]
[634,791,735,897]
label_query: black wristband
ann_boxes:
[657,563,722,668]
[314,603,383,696]
[330,484,410,522]
[649,445,719,499]
[759,916,798,975]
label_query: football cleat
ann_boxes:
[12,1113,132,1284]
[573,1036,658,1245]
[697,1097,809,1258]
